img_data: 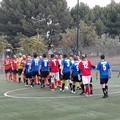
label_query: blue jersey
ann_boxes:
[97,60,110,78]
[31,58,41,72]
[40,58,49,72]
[24,61,32,74]
[61,59,72,73]
[71,61,79,76]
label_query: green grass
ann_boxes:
[0,71,120,120]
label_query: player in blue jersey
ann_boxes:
[39,54,49,88]
[70,56,80,93]
[96,55,111,98]
[24,55,32,86]
[31,53,41,87]
[61,54,72,91]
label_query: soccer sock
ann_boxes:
[31,79,34,86]
[69,83,72,90]
[57,80,61,87]
[85,84,90,95]
[105,85,108,95]
[81,84,84,93]
[65,80,69,87]
[75,82,79,88]
[102,88,106,96]
[13,74,17,83]
[90,84,93,94]
[62,83,65,90]
[50,83,54,89]
[73,85,75,92]
[26,79,28,85]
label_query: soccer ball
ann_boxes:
[65,86,69,91]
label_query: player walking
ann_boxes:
[96,55,111,98]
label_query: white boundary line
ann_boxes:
[4,87,120,99]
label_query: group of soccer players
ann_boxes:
[3,52,112,98]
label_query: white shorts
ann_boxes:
[50,72,59,83]
[82,76,91,85]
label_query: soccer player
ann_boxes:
[70,56,80,93]
[39,54,49,88]
[17,53,23,83]
[78,54,95,96]
[96,55,111,98]
[24,55,32,86]
[3,55,11,82]
[61,54,72,91]
[20,55,27,83]
[49,54,60,91]
[31,53,40,87]
[11,55,18,83]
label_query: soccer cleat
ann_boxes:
[71,90,76,94]
[25,84,28,87]
[79,92,85,95]
[51,89,54,91]
[60,88,64,92]
[102,95,106,98]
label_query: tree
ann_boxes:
[0,36,12,52]
[0,0,72,48]
[60,21,99,55]
[19,35,47,54]
[71,2,93,26]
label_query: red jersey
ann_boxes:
[11,58,17,70]
[78,59,93,76]
[4,58,11,70]
[49,58,59,72]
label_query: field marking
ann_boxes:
[4,86,120,99]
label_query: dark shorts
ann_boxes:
[32,71,39,77]
[63,72,70,80]
[79,75,82,82]
[41,71,49,78]
[5,69,10,74]
[72,76,80,82]
[13,69,18,74]
[18,69,23,75]
[26,74,32,79]
[100,78,108,84]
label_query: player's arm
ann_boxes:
[109,68,112,79]
[38,65,41,75]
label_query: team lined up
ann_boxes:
[3,53,111,98]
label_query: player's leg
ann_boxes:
[90,77,93,94]
[13,70,17,83]
[105,78,109,97]
[55,72,61,88]
[50,73,55,91]
[18,69,22,83]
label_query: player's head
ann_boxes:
[23,55,26,59]
[100,55,105,60]
[69,55,73,60]
[51,54,55,58]
[42,54,47,58]
[33,53,37,58]
[6,55,9,59]
[81,53,87,59]
[27,55,31,61]
[74,56,78,61]
[59,54,63,59]
[55,54,59,59]
[13,55,16,59]
[19,53,22,57]
[63,54,67,59]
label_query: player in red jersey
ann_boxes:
[49,54,60,91]
[11,55,18,83]
[3,55,11,82]
[78,54,95,96]
[20,55,27,83]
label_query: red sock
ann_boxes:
[86,84,90,95]
[57,80,61,86]
[50,83,54,89]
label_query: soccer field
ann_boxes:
[1,71,120,120]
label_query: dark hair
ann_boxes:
[63,54,67,58]
[74,56,78,61]
[43,54,47,58]
[33,53,37,58]
[100,55,105,59]
[51,54,55,58]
